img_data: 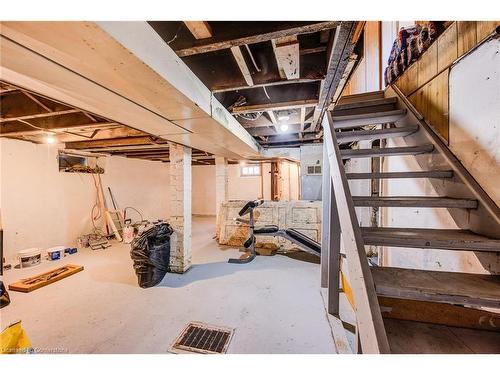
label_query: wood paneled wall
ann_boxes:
[343,21,382,95]
[395,21,498,142]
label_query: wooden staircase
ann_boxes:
[322,88,500,353]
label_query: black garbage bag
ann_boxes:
[130,222,174,288]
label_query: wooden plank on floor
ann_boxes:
[8,264,84,293]
[372,267,500,309]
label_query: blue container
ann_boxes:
[65,247,77,255]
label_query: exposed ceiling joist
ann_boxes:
[230,46,254,87]
[1,121,119,137]
[65,136,166,150]
[312,21,357,132]
[183,21,213,39]
[77,144,171,152]
[211,77,321,93]
[266,110,279,133]
[175,21,340,57]
[21,91,52,112]
[0,109,81,123]
[272,36,300,80]
[299,107,306,139]
[232,99,317,114]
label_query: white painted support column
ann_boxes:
[215,156,228,216]
[215,156,228,239]
[168,142,192,273]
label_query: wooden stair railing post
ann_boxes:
[323,112,390,354]
[321,140,331,288]
[322,125,342,315]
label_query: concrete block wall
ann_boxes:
[217,200,321,252]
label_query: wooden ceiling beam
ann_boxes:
[212,77,321,93]
[175,21,340,57]
[21,91,52,112]
[266,110,279,133]
[260,133,319,145]
[312,21,357,132]
[230,46,254,87]
[272,36,300,80]
[232,99,318,115]
[65,136,166,150]
[183,21,213,39]
[299,107,306,139]
[0,109,81,123]
[1,121,120,137]
[77,144,171,152]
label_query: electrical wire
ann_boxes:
[123,206,144,223]
[245,44,261,72]
[17,119,57,134]
[263,86,271,100]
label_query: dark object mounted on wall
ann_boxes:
[130,222,173,288]
[0,281,10,309]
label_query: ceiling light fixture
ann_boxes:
[45,133,56,144]
[280,124,289,132]
[239,161,246,166]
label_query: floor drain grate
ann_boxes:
[170,321,234,354]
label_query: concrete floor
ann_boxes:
[1,216,336,354]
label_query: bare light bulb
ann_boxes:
[45,134,56,144]
[280,124,289,132]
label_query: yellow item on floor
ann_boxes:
[0,321,33,354]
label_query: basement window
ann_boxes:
[306,164,322,175]
[240,165,261,177]
[58,152,104,174]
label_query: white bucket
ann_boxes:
[18,248,42,268]
[47,246,65,261]
[123,225,135,244]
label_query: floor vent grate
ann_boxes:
[170,321,234,354]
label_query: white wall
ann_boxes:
[300,144,323,200]
[449,38,500,206]
[191,161,299,215]
[380,40,500,274]
[0,139,170,260]
[192,165,216,216]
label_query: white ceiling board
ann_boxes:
[0,21,261,158]
[0,36,186,137]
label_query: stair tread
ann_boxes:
[346,170,454,179]
[331,108,408,130]
[341,145,433,158]
[352,196,478,209]
[371,266,500,308]
[334,97,398,111]
[333,108,407,122]
[336,91,384,105]
[336,124,418,143]
[361,227,500,251]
